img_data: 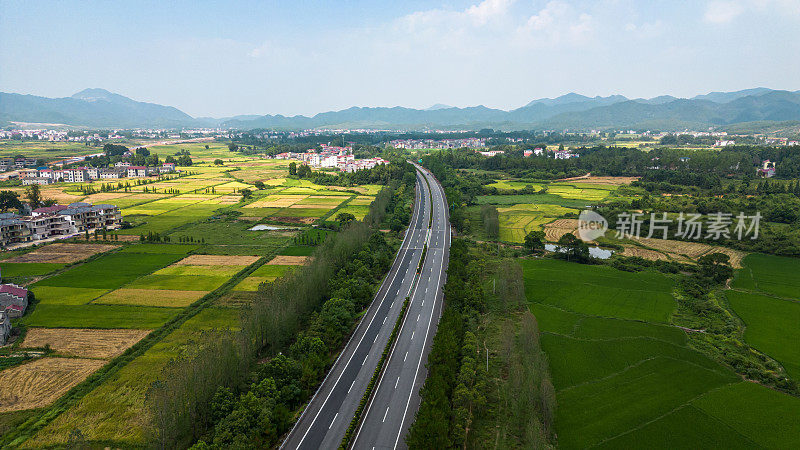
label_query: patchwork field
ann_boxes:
[523,258,800,449]
[24,307,241,446]
[497,204,576,243]
[0,144,376,446]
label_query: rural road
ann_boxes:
[282,163,450,450]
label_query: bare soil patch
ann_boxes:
[270,216,316,224]
[22,328,150,359]
[0,358,106,412]
[267,255,309,266]
[246,196,307,208]
[5,243,118,264]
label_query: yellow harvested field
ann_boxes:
[270,216,317,224]
[22,328,151,359]
[267,255,309,265]
[621,246,672,261]
[95,288,207,307]
[0,358,106,412]
[5,243,119,264]
[543,218,579,242]
[173,254,259,266]
[245,195,307,208]
[634,238,746,268]
[288,204,330,209]
[215,195,241,204]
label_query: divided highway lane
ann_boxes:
[353,164,451,450]
[282,169,433,450]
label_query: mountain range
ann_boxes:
[2,87,799,132]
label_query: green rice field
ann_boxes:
[523,258,800,448]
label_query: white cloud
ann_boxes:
[704,1,745,23]
[516,1,595,46]
[465,0,515,25]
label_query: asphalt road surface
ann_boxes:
[351,164,450,449]
[282,164,450,450]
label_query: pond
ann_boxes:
[248,224,300,231]
[544,243,614,260]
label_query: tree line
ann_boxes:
[406,239,555,448]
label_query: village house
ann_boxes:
[757,160,776,178]
[127,166,148,177]
[100,168,127,179]
[0,284,29,318]
[1,202,123,247]
[22,177,55,186]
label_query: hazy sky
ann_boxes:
[1,0,798,117]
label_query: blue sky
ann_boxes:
[1,0,798,117]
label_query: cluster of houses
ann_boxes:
[0,157,38,172]
[388,138,487,149]
[0,129,125,142]
[477,147,578,159]
[0,202,123,248]
[20,162,176,185]
[274,145,388,172]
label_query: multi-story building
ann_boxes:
[100,168,127,179]
[127,166,148,177]
[0,216,32,247]
[22,177,55,186]
[0,202,123,248]
[84,167,100,179]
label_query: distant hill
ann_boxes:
[690,87,774,104]
[2,87,799,131]
[538,90,800,130]
[0,88,196,128]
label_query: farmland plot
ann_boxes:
[523,259,675,323]
[497,204,575,242]
[726,290,800,379]
[22,328,151,359]
[0,358,106,412]
[25,308,240,446]
[3,243,118,264]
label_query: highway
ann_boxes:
[351,164,450,449]
[282,164,450,450]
